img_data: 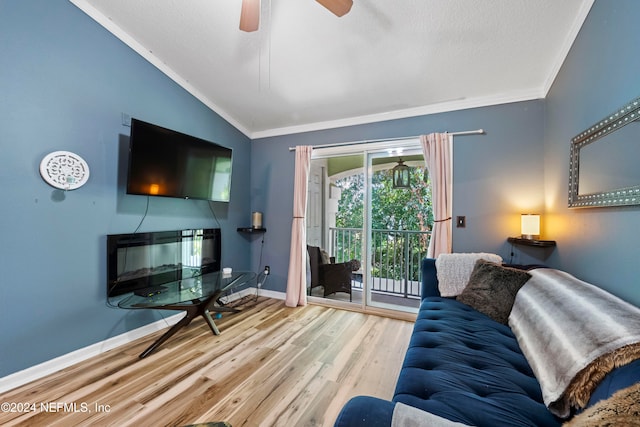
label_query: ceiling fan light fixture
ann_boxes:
[315,0,353,17]
[240,0,260,32]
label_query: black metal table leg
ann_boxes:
[138,306,198,358]
[137,291,244,358]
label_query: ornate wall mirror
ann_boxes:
[568,96,640,208]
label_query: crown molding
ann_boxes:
[70,0,591,141]
[541,0,595,96]
[251,89,545,139]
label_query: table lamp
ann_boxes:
[521,214,540,240]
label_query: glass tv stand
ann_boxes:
[118,271,256,358]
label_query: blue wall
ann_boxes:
[3,0,639,380]
[0,0,252,377]
[252,0,640,306]
[543,0,640,304]
[252,100,547,291]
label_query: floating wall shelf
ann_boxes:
[507,237,556,248]
[237,227,266,233]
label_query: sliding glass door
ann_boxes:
[307,154,364,305]
[364,149,425,313]
[307,140,430,313]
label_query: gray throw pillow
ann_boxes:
[456,259,531,324]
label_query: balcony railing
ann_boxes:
[329,227,431,299]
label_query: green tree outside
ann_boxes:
[335,166,433,231]
[334,166,433,281]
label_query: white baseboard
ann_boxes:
[0,287,284,394]
[0,312,182,394]
[255,287,285,301]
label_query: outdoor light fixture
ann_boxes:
[392,158,410,189]
[521,214,540,240]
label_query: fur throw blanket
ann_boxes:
[564,382,640,426]
[509,269,640,418]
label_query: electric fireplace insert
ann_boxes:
[106,228,221,297]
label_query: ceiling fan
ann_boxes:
[240,0,353,32]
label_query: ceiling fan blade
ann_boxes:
[315,0,353,17]
[240,0,260,32]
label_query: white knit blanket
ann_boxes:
[435,252,502,296]
[509,268,640,418]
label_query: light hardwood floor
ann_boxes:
[0,297,413,427]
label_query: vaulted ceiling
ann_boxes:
[70,0,594,138]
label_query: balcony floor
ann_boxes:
[309,285,420,310]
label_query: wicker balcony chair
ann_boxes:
[307,245,359,302]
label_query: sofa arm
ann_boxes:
[333,396,395,427]
[587,359,640,407]
[420,257,440,299]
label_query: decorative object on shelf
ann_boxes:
[39,151,90,190]
[252,211,263,228]
[392,158,410,189]
[520,214,540,240]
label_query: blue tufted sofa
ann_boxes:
[333,258,640,427]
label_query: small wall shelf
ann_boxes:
[237,227,266,233]
[507,237,556,248]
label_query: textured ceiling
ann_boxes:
[70,0,594,138]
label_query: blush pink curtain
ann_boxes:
[285,145,313,307]
[421,133,453,258]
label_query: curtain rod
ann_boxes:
[288,129,485,151]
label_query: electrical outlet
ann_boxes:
[456,216,466,228]
[258,266,270,289]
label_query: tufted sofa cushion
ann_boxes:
[392,297,561,427]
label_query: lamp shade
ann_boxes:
[521,214,540,239]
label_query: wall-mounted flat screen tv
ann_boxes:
[127,118,232,202]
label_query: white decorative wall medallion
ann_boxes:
[40,151,90,190]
